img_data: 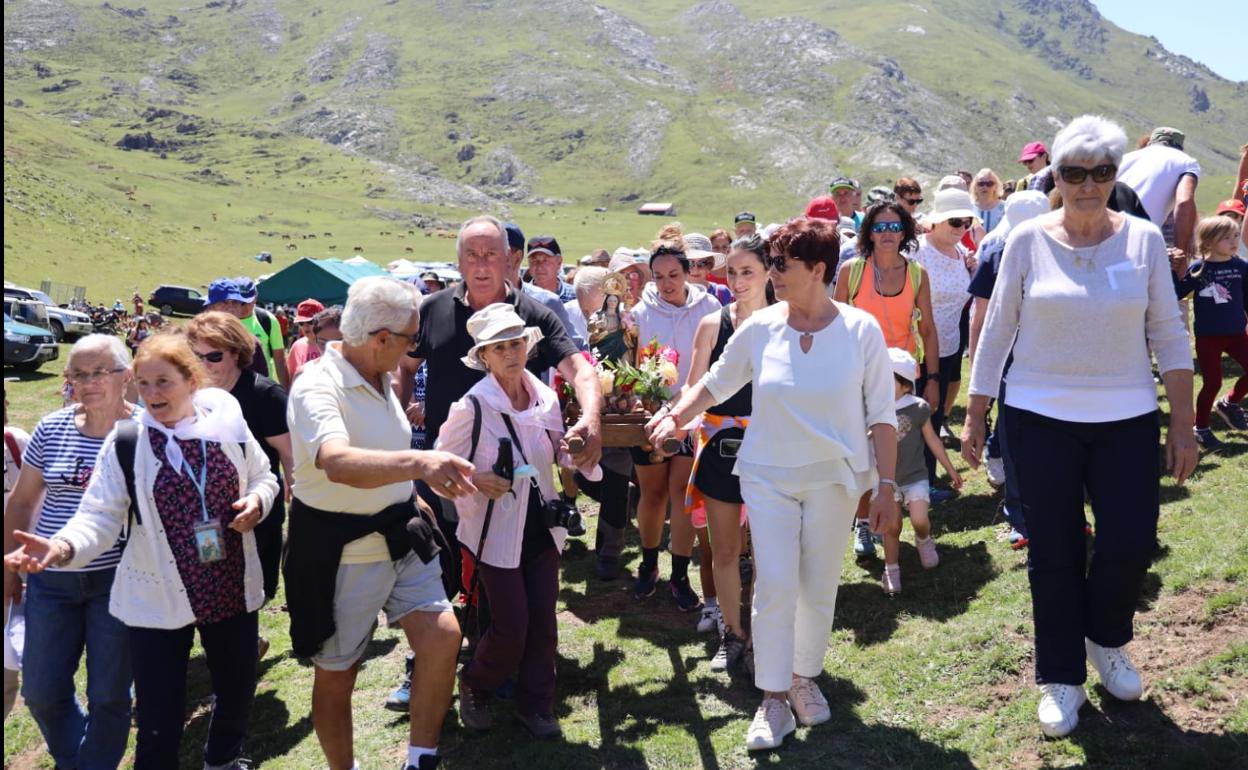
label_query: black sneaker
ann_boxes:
[633,563,659,599]
[669,575,702,612]
[1195,426,1224,451]
[401,755,441,770]
[1216,398,1247,430]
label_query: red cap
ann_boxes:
[804,195,840,221]
[294,298,325,323]
[1018,141,1048,163]
[1215,199,1245,217]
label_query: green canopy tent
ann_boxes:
[255,257,386,306]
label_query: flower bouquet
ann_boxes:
[560,338,681,451]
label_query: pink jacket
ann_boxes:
[436,371,600,569]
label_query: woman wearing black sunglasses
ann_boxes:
[188,312,295,616]
[963,115,1197,739]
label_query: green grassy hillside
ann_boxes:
[4,0,1246,300]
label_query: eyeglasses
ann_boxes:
[763,254,791,273]
[1057,164,1117,185]
[871,221,905,234]
[65,368,126,384]
[945,218,974,230]
[902,197,923,206]
[194,351,226,364]
[690,258,715,270]
[371,328,418,349]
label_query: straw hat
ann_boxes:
[683,233,725,270]
[460,303,544,371]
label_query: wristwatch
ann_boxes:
[877,477,901,503]
[51,537,75,567]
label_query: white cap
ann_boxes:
[889,347,919,383]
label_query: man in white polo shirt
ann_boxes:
[286,276,475,770]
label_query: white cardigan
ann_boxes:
[55,424,278,629]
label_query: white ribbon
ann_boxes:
[139,387,251,473]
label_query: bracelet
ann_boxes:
[51,537,75,566]
[877,478,899,491]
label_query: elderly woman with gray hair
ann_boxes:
[3,334,138,770]
[285,276,476,770]
[962,115,1197,738]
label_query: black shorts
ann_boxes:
[693,427,745,505]
[630,434,694,466]
[939,352,963,384]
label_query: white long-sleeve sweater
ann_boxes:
[968,215,1191,422]
[54,425,278,629]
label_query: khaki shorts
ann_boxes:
[313,551,452,671]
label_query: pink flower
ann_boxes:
[660,346,679,365]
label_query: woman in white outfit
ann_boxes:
[648,217,898,752]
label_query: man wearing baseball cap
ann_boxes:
[1118,126,1201,256]
[234,276,290,388]
[525,235,576,303]
[828,177,863,231]
[203,278,271,378]
[499,223,585,350]
[733,211,757,238]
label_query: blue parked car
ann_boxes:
[4,312,59,371]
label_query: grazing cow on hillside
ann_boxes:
[352,246,364,252]
[405,247,414,253]
[323,232,333,237]
[281,234,291,240]
[328,245,337,251]
[286,243,297,250]
[193,225,201,231]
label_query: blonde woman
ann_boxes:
[971,168,1006,237]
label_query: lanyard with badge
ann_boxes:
[184,439,225,563]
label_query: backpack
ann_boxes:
[845,257,927,364]
[253,306,282,354]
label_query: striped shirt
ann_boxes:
[23,407,136,571]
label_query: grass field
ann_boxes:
[3,344,1246,770]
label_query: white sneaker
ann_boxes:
[986,456,1006,487]
[745,697,796,751]
[1086,639,1143,701]
[696,603,723,634]
[788,675,831,726]
[916,537,939,569]
[1037,683,1086,738]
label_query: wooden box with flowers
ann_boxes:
[557,338,682,450]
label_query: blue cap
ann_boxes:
[205,278,247,306]
[233,277,258,301]
[504,222,525,252]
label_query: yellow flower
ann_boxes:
[598,371,614,395]
[658,360,679,388]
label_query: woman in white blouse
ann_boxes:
[962,115,1197,739]
[648,217,898,752]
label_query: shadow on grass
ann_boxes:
[835,541,997,646]
[1067,692,1247,769]
[1,368,58,382]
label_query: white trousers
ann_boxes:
[740,475,858,692]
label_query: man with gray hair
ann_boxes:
[285,276,475,770]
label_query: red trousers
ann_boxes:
[1195,333,1248,428]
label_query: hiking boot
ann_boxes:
[517,711,562,739]
[985,456,1006,488]
[881,564,901,596]
[1195,426,1224,451]
[1037,683,1086,738]
[633,563,659,599]
[853,519,876,558]
[384,654,415,712]
[788,674,831,726]
[594,554,620,581]
[204,758,253,770]
[916,537,939,569]
[1215,398,1247,430]
[458,676,494,731]
[745,697,796,751]
[1008,528,1029,550]
[670,575,703,612]
[710,630,747,672]
[697,603,723,634]
[1086,639,1143,701]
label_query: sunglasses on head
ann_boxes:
[945,217,974,230]
[194,351,226,364]
[871,221,905,234]
[763,254,791,272]
[1057,164,1117,185]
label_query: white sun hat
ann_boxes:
[926,188,981,225]
[460,302,545,371]
[683,233,726,270]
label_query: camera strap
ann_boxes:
[499,414,542,494]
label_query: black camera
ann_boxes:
[541,498,583,533]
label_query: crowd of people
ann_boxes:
[3,118,1246,767]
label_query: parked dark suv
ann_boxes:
[148,285,205,316]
